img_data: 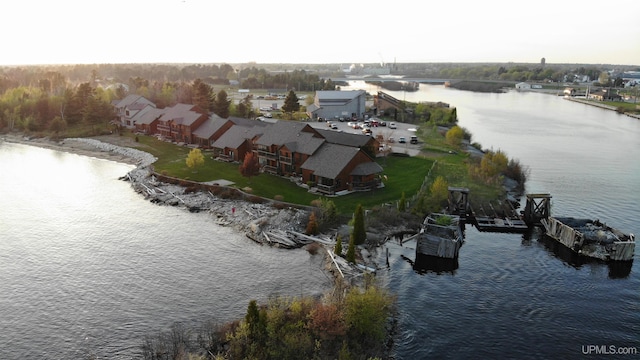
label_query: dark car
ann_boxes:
[399,137,406,143]
[410,136,418,144]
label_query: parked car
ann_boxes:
[389,122,397,129]
[410,136,418,144]
[399,136,406,143]
[362,128,372,135]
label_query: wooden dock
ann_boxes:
[469,200,529,233]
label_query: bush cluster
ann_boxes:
[142,282,395,360]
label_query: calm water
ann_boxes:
[1,85,639,360]
[0,146,331,359]
[344,82,640,359]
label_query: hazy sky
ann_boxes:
[3,0,639,66]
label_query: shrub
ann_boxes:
[306,212,319,235]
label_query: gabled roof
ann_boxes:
[192,114,230,139]
[212,124,265,149]
[301,143,361,179]
[114,94,152,109]
[316,90,365,105]
[315,128,373,147]
[229,116,263,127]
[256,120,325,155]
[131,105,165,125]
[351,161,383,176]
[159,103,204,126]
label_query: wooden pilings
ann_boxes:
[524,193,552,226]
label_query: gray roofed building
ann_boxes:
[301,143,359,179]
[256,121,324,155]
[159,103,203,126]
[213,125,264,150]
[351,161,383,176]
[315,128,374,148]
[192,114,230,140]
[307,90,366,120]
[113,94,156,128]
[132,106,164,126]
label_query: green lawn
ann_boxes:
[123,128,502,215]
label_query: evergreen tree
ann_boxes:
[351,204,366,245]
[281,90,300,114]
[237,95,254,118]
[346,236,356,264]
[334,234,343,256]
[398,192,406,212]
[213,89,231,118]
[192,78,213,113]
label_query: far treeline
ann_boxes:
[0,64,343,135]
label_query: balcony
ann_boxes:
[257,150,277,160]
[279,156,292,164]
[352,179,380,191]
[316,183,337,195]
[262,165,278,175]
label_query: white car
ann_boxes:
[389,122,397,129]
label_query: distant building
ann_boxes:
[515,82,531,90]
[588,88,622,102]
[307,90,367,120]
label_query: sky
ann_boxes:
[2,0,639,66]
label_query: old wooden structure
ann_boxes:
[523,193,552,226]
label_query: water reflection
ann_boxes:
[401,253,459,275]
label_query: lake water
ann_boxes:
[1,83,639,359]
[344,82,640,359]
[0,145,331,359]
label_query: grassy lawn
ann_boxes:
[120,125,503,215]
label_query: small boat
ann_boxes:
[541,217,635,261]
[416,213,464,259]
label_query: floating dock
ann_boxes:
[416,213,464,259]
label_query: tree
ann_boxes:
[445,125,464,147]
[192,78,213,113]
[213,89,231,118]
[334,234,343,256]
[351,204,366,245]
[306,212,319,235]
[345,285,394,345]
[186,148,205,171]
[281,90,299,114]
[398,192,406,212]
[239,152,260,181]
[346,236,356,264]
[237,95,254,118]
[429,176,449,210]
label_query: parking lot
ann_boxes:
[306,118,423,156]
